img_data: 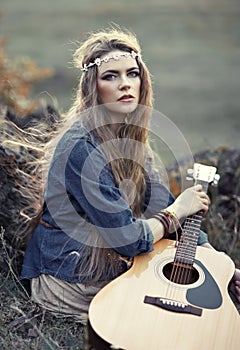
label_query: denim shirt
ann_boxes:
[20,124,208,284]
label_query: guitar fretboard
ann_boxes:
[174,179,208,266]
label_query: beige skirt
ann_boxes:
[31,274,108,324]
[31,274,240,324]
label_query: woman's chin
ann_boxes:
[106,103,138,120]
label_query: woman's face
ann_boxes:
[97,50,141,123]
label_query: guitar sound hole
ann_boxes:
[162,262,199,285]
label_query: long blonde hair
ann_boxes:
[68,27,154,217]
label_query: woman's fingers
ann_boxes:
[195,184,203,191]
[199,191,211,213]
[185,186,210,214]
[171,185,211,218]
[232,269,240,303]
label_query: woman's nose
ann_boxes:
[119,75,131,90]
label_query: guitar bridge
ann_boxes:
[144,296,202,316]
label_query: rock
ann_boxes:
[5,104,59,130]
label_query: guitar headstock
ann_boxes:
[187,163,220,186]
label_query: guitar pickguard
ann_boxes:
[186,259,222,309]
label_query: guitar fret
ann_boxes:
[179,247,197,252]
[176,248,196,255]
[184,224,201,230]
[184,227,200,233]
[185,221,201,226]
[176,252,195,260]
[184,227,200,231]
[174,257,194,265]
[183,234,199,240]
[176,243,196,252]
[175,252,194,259]
[183,231,200,237]
[176,251,195,257]
[181,239,198,246]
[178,241,197,248]
[176,246,196,256]
[184,228,201,233]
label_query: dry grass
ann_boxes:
[0,276,88,350]
[0,228,88,350]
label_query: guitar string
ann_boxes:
[172,219,194,285]
[177,216,200,285]
[166,215,202,301]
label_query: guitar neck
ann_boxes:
[174,179,208,266]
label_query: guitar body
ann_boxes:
[89,240,240,350]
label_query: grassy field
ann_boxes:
[1,0,240,155]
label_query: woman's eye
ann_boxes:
[102,74,116,81]
[128,71,140,78]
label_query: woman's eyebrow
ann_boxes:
[101,69,118,75]
[100,66,139,76]
[127,66,139,72]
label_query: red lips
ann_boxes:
[118,94,134,101]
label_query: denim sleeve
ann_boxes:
[63,137,154,257]
[197,230,209,245]
[143,156,209,246]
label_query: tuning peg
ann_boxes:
[186,168,194,181]
[213,174,220,186]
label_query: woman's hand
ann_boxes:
[168,185,210,219]
[230,268,240,303]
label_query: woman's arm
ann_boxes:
[146,184,210,243]
[144,157,210,245]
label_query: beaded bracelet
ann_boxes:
[152,210,180,239]
[152,212,171,238]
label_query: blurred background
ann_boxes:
[1,0,240,154]
[1,3,240,343]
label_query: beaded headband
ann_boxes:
[81,50,141,72]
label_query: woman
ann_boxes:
[20,27,240,327]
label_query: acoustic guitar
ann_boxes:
[89,163,240,350]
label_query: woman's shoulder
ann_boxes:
[59,123,97,146]
[54,124,99,157]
